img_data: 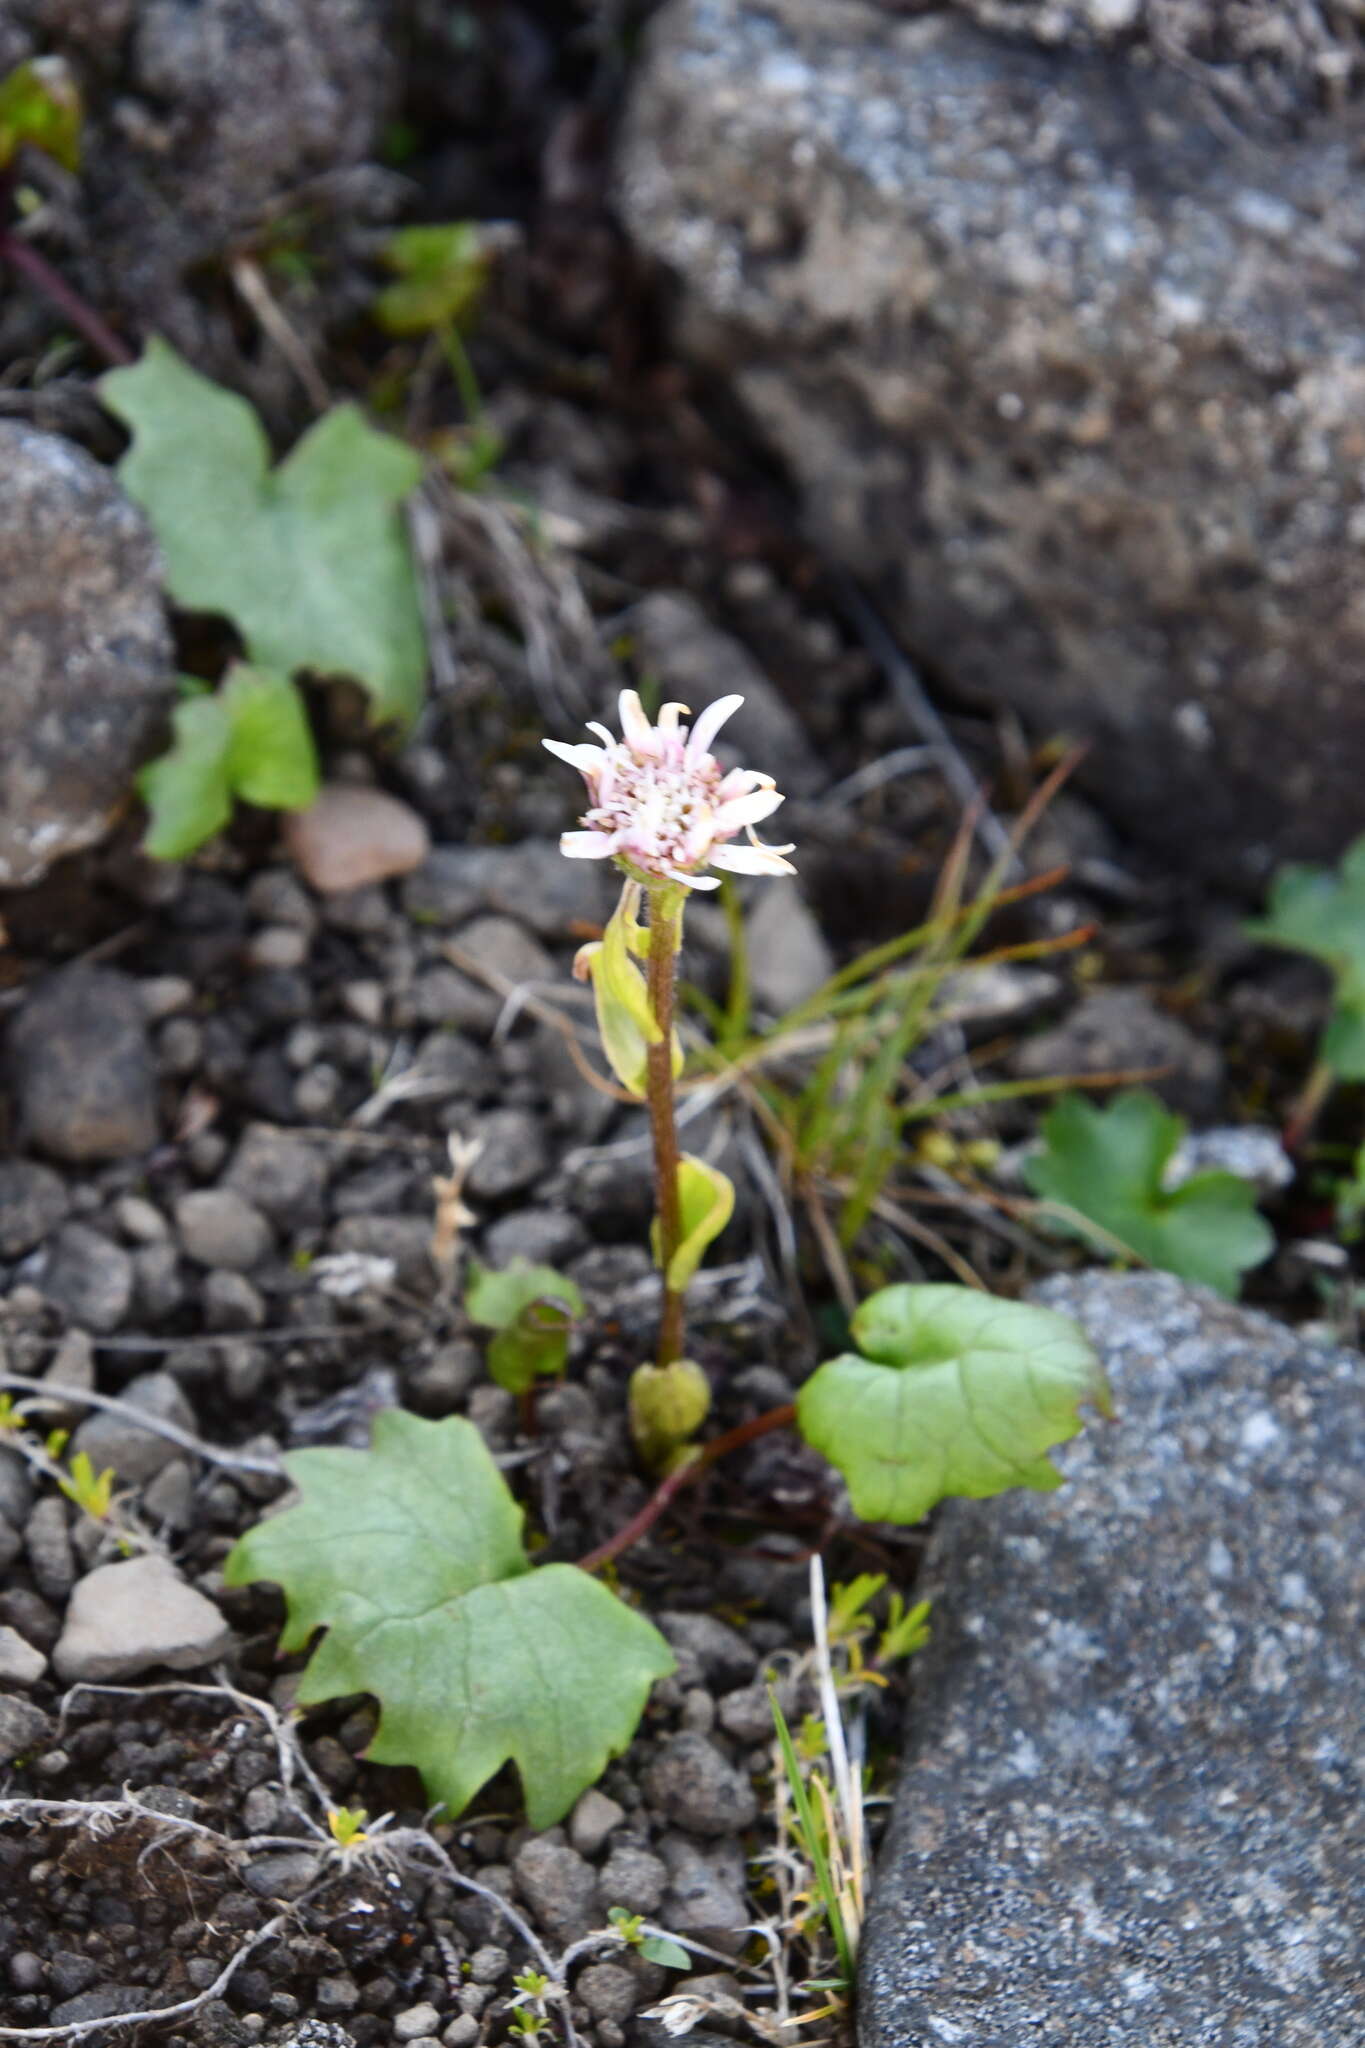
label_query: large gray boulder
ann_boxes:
[858,1271,1363,2046]
[619,2,1365,886]
[0,425,173,885]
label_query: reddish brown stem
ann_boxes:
[577,1402,797,1573]
[0,228,134,366]
[646,897,686,1368]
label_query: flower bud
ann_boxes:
[628,1358,711,1471]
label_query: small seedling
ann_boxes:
[1246,834,1365,1144]
[464,1259,584,1396]
[57,1451,116,1521]
[374,221,503,485]
[607,1907,690,1971]
[326,1806,371,1853]
[507,1970,555,2040]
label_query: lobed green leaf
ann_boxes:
[102,339,426,728]
[1023,1089,1273,1297]
[224,1411,673,1827]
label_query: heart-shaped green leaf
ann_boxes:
[224,1411,674,1826]
[102,339,426,727]
[1023,1090,1273,1297]
[796,1283,1108,1525]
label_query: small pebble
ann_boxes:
[393,2004,442,2043]
[569,1787,625,1859]
[0,1624,46,1685]
[283,785,430,894]
[115,1194,169,1243]
[645,1733,758,1836]
[175,1188,273,1271]
[248,925,310,971]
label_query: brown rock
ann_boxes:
[282,784,431,894]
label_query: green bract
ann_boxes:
[1024,1089,1273,1298]
[1245,835,1365,1077]
[796,1283,1109,1525]
[578,886,681,1099]
[651,1155,735,1293]
[225,1412,673,1827]
[138,664,319,859]
[101,338,426,728]
[464,1259,584,1395]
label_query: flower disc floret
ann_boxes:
[543,690,796,891]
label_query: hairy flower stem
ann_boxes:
[646,892,686,1368]
[577,1402,797,1574]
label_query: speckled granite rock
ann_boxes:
[858,1271,1363,2047]
[620,2,1365,885]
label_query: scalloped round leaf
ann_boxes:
[796,1284,1110,1526]
[223,1411,673,1825]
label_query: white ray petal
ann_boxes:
[708,842,797,877]
[560,830,619,860]
[543,738,607,773]
[685,693,744,764]
[716,767,769,801]
[714,786,785,833]
[618,689,655,753]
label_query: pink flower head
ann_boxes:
[543,689,796,891]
